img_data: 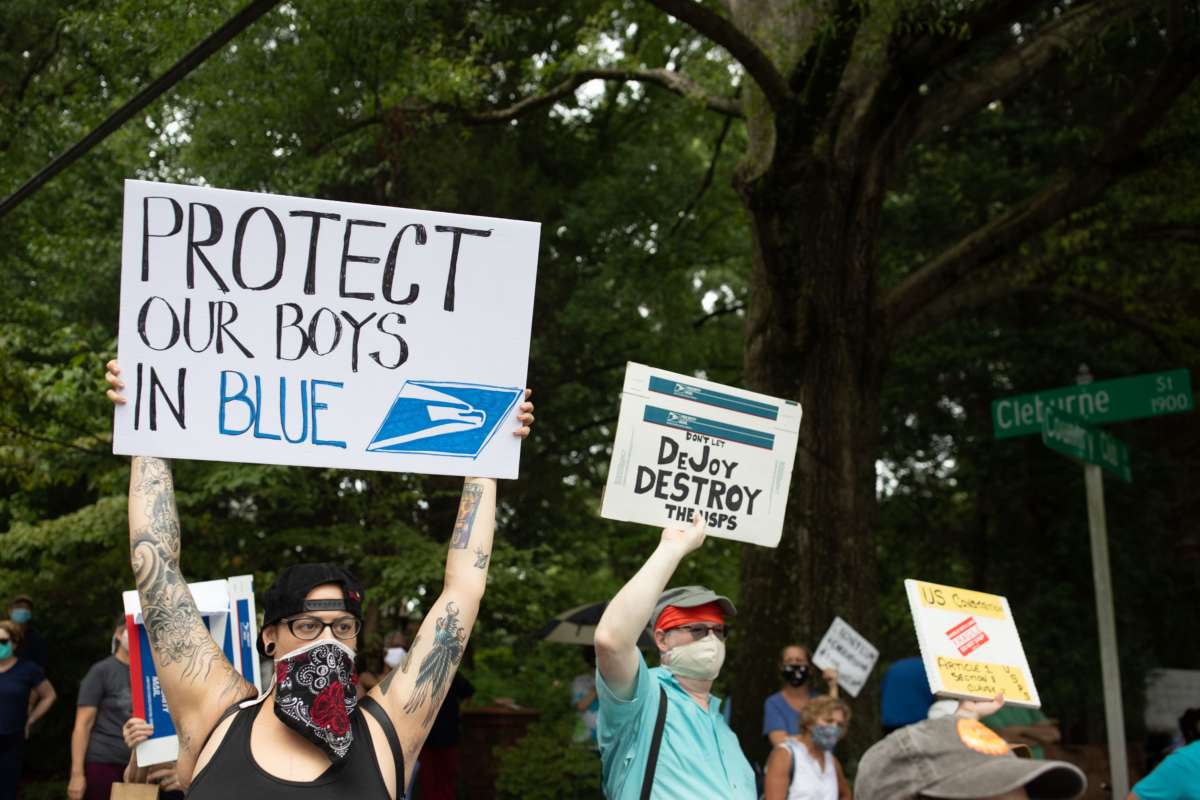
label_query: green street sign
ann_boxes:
[992,368,1193,439]
[1041,407,1132,482]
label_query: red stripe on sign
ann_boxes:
[946,617,975,639]
[126,614,145,719]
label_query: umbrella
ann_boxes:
[535,600,655,648]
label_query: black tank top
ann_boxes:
[188,696,404,800]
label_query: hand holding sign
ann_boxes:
[660,510,707,555]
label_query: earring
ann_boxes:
[264,642,276,657]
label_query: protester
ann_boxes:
[0,619,55,800]
[982,703,1062,759]
[593,513,755,799]
[8,596,47,671]
[68,618,136,800]
[1128,737,1200,799]
[880,655,935,735]
[855,698,1086,800]
[572,646,599,745]
[764,644,840,746]
[416,671,474,800]
[763,695,852,800]
[106,359,533,798]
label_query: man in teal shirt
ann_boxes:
[594,515,755,799]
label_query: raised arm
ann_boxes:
[370,390,533,778]
[127,456,254,772]
[107,361,254,779]
[593,514,705,700]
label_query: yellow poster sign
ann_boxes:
[936,656,1034,704]
[914,580,1006,621]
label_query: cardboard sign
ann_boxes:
[811,616,879,698]
[904,579,1040,708]
[123,575,261,766]
[600,363,801,547]
[114,180,541,479]
[1144,668,1200,734]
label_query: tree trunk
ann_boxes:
[729,154,887,766]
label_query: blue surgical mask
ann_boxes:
[811,723,842,751]
[0,642,12,660]
[9,609,31,625]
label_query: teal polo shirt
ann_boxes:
[596,653,755,800]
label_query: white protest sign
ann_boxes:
[1144,669,1200,734]
[905,579,1040,708]
[600,363,801,547]
[811,616,879,698]
[114,180,540,478]
[123,575,261,766]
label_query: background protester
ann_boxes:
[982,702,1062,760]
[416,672,474,800]
[880,656,935,735]
[763,695,852,800]
[571,646,599,746]
[68,618,135,800]
[1128,734,1200,800]
[594,514,755,799]
[0,620,55,800]
[8,596,47,671]
[764,644,840,746]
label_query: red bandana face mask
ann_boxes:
[274,639,359,762]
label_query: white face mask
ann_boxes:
[383,647,407,669]
[662,635,725,681]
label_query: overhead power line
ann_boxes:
[0,0,282,221]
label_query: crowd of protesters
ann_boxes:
[0,361,1192,800]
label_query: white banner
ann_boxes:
[114,180,540,478]
[811,616,879,698]
[600,363,801,547]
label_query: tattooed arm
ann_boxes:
[369,477,495,754]
[126,457,255,783]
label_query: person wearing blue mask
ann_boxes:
[763,696,851,800]
[8,597,47,671]
[0,620,56,800]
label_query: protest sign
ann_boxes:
[904,579,1041,708]
[123,575,261,766]
[600,363,801,547]
[1144,668,1200,734]
[811,616,879,698]
[114,179,541,479]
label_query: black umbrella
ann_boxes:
[534,601,654,648]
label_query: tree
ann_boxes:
[353,0,1199,754]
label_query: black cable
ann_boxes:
[0,0,282,221]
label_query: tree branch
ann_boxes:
[449,68,741,123]
[644,0,790,112]
[900,0,1140,148]
[668,114,734,237]
[882,36,1200,339]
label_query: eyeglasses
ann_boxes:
[667,623,727,642]
[281,615,361,640]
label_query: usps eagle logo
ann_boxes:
[366,381,522,459]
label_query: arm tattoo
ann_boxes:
[450,483,484,549]
[402,604,465,725]
[129,458,249,717]
[473,546,489,569]
[378,667,398,696]
[401,635,420,673]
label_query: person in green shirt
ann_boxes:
[982,705,1062,759]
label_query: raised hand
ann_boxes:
[661,510,706,555]
[513,388,534,438]
[122,716,153,749]
[105,359,126,405]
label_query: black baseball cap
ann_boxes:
[259,563,364,657]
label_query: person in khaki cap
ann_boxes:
[855,712,1086,800]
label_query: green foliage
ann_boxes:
[494,716,603,800]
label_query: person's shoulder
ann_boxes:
[18,658,44,681]
[764,690,784,707]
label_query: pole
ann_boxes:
[1083,463,1128,797]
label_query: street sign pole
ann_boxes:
[1083,463,1128,798]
